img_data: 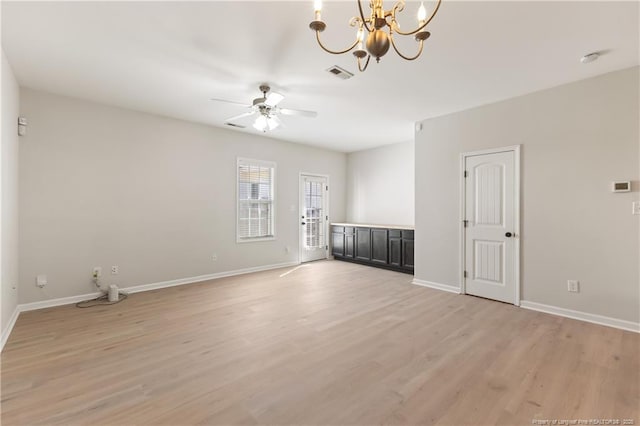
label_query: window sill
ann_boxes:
[236,236,276,244]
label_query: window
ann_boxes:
[304,180,325,249]
[237,158,276,241]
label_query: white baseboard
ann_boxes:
[412,278,461,294]
[19,291,103,313]
[19,261,299,313]
[1,305,20,351]
[124,261,299,294]
[520,300,639,333]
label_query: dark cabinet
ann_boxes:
[332,231,344,257]
[402,239,414,269]
[371,229,388,264]
[332,226,354,258]
[331,225,414,274]
[389,235,402,267]
[355,228,371,261]
[345,227,355,258]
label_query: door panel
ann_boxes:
[464,150,516,304]
[355,228,371,261]
[371,229,388,264]
[300,175,328,263]
[331,231,344,257]
[402,239,414,269]
[389,237,401,267]
[345,233,355,258]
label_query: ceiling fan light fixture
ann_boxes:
[214,85,317,133]
[309,0,442,72]
[253,115,268,132]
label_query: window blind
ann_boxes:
[237,159,275,240]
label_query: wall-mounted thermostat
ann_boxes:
[612,181,631,192]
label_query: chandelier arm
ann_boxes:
[315,31,359,55]
[357,55,371,72]
[391,0,441,36]
[357,0,373,33]
[389,33,424,61]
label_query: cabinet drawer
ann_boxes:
[389,230,401,238]
[332,226,344,234]
[344,227,355,235]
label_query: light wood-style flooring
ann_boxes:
[2,260,638,425]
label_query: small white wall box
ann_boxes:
[612,181,631,192]
[17,117,27,136]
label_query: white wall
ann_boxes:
[415,67,639,324]
[346,141,414,227]
[1,49,20,337]
[19,88,347,304]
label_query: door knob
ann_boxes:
[301,222,306,226]
[505,232,513,238]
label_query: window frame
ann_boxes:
[236,157,277,243]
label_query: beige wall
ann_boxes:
[1,49,20,337]
[415,67,640,323]
[19,88,347,304]
[346,141,415,227]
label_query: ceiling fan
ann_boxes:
[211,84,318,132]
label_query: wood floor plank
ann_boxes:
[1,260,638,425]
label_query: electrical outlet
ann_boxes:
[93,267,102,278]
[36,274,47,288]
[633,201,640,215]
[567,280,580,293]
[111,265,119,275]
[211,254,217,262]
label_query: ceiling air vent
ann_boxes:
[326,65,354,80]
[225,122,246,129]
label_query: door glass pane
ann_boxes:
[304,180,324,249]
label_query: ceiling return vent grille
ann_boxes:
[326,65,354,80]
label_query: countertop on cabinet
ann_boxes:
[330,223,415,231]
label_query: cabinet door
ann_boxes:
[345,234,355,258]
[402,239,414,269]
[355,228,371,261]
[389,237,402,267]
[344,227,355,258]
[331,231,344,257]
[371,229,388,264]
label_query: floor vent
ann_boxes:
[326,65,354,80]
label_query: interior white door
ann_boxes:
[300,175,328,263]
[464,150,517,304]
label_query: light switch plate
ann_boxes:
[567,280,580,293]
[36,274,47,288]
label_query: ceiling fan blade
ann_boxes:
[265,92,284,107]
[226,111,256,122]
[210,98,251,108]
[279,108,317,118]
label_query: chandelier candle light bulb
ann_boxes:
[356,27,364,50]
[314,0,322,20]
[418,2,427,24]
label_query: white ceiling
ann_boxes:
[2,1,638,152]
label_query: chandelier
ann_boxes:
[309,0,441,72]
